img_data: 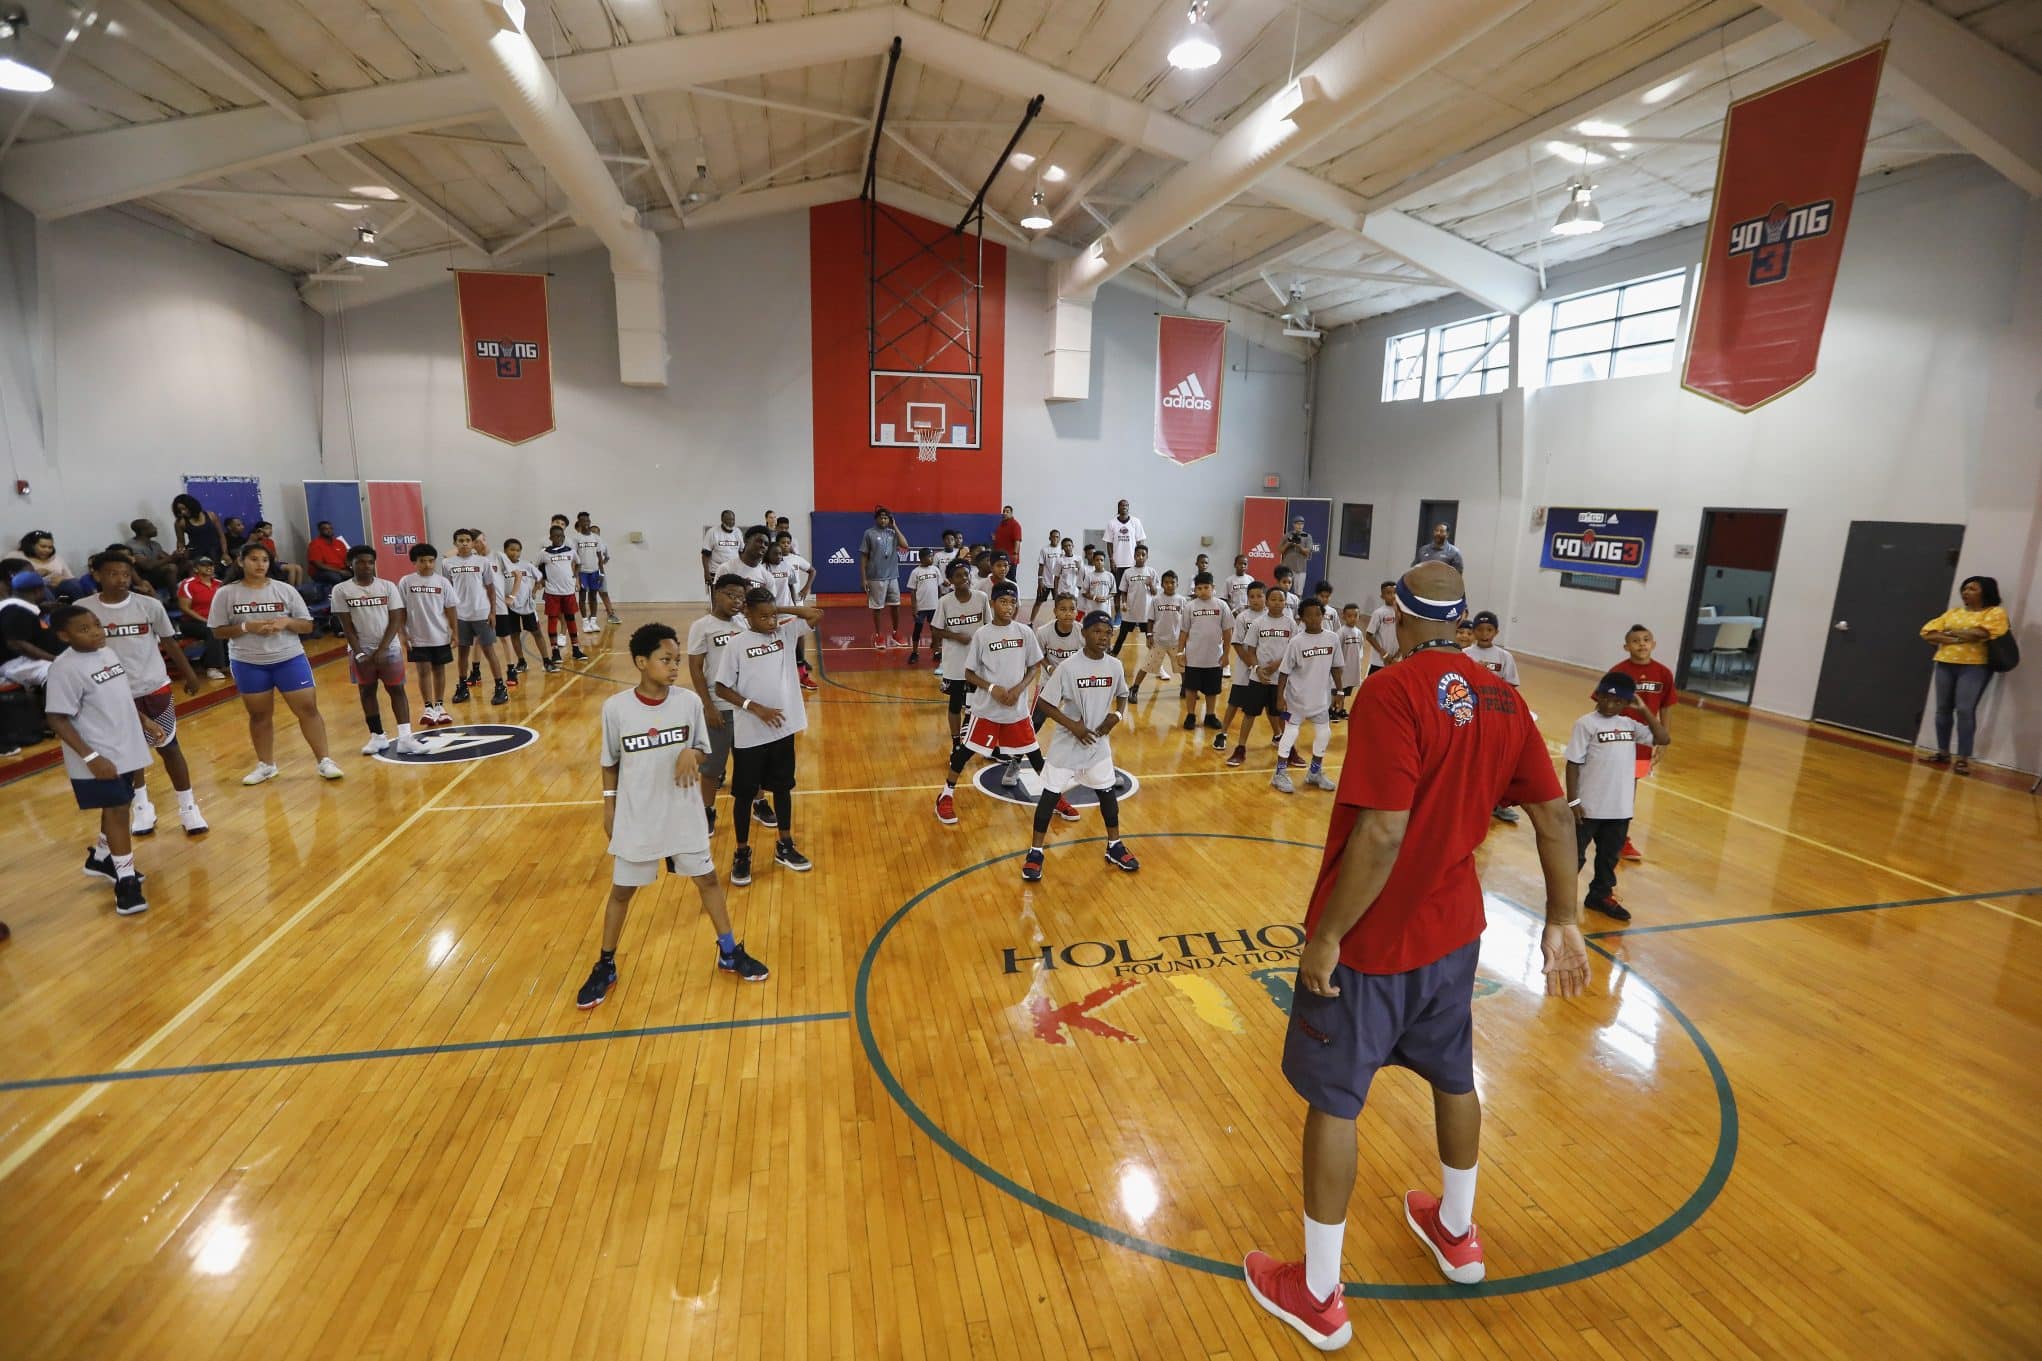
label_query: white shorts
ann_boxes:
[1289,707,1330,725]
[613,848,715,886]
[1040,753,1116,794]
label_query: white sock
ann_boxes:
[112,852,137,879]
[176,788,197,811]
[397,723,413,739]
[1439,1162,1478,1237]
[94,833,109,855]
[1304,1215,1345,1302]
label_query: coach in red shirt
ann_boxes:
[991,505,1023,569]
[1244,561,1589,1352]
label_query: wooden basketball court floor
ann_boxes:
[1,605,2036,1360]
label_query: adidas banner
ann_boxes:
[1154,315,1227,465]
[1681,45,1884,413]
[808,511,1004,595]
[456,271,554,444]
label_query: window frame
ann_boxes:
[1430,313,1511,400]
[1381,329,1427,402]
[1543,269,1686,388]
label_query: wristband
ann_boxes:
[602,791,617,799]
[1567,798,1581,807]
[83,750,101,764]
[741,698,753,712]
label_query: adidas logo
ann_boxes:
[828,548,854,564]
[1161,372,1214,411]
[1248,540,1274,559]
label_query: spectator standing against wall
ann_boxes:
[1415,523,1464,573]
[1917,575,2011,777]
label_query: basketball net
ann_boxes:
[912,425,942,463]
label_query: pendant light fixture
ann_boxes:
[1551,182,1603,236]
[1168,1,1221,71]
[1020,189,1053,231]
[0,9,54,94]
[343,226,389,267]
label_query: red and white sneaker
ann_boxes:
[1402,1190,1485,1284]
[1620,838,1643,862]
[1054,796,1080,822]
[798,666,819,692]
[1242,1251,1351,1351]
[935,790,958,825]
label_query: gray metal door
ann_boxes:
[1810,521,1965,740]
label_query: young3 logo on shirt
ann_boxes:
[984,637,1025,654]
[232,601,285,615]
[101,622,151,638]
[90,660,127,686]
[1594,728,1636,744]
[621,724,692,753]
[1074,674,1115,689]
[744,639,786,659]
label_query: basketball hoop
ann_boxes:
[911,422,943,463]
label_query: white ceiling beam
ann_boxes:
[124,0,307,122]
[409,130,650,166]
[1356,209,1538,317]
[621,97,686,218]
[163,187,389,207]
[719,125,866,201]
[1292,264,1430,284]
[1577,132,1964,154]
[1752,0,2042,196]
[1051,144,1133,228]
[333,146,487,253]
[677,84,864,124]
[1191,226,1344,297]
[881,128,1029,246]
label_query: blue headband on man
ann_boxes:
[1395,577,1466,623]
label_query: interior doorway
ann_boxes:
[1810,521,1966,741]
[1678,509,1786,704]
[1416,500,1460,563]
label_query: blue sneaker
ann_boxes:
[576,958,617,1010]
[1104,841,1140,873]
[1021,848,1044,882]
[718,942,770,982]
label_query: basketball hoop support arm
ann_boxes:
[957,93,1044,234]
[860,36,903,203]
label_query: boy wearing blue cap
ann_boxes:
[1562,672,1671,921]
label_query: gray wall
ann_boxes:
[1308,161,2042,773]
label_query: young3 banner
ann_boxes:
[456,271,554,444]
[365,480,428,584]
[1682,45,1884,413]
[1538,508,1658,581]
[1154,315,1226,465]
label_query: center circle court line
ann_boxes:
[0,642,615,1187]
[855,833,1740,1300]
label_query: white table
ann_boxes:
[1696,614,1764,629]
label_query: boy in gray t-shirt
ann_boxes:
[1024,610,1139,883]
[1563,671,1672,923]
[574,622,768,1011]
[43,606,155,915]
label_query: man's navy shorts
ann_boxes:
[1281,937,1480,1118]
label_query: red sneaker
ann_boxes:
[798,670,819,693]
[1242,1251,1351,1351]
[1620,838,1643,862]
[935,790,957,825]
[1054,796,1080,822]
[1402,1190,1485,1284]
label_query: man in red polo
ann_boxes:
[991,505,1024,571]
[1244,561,1589,1352]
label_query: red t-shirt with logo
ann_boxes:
[993,516,1024,565]
[1611,658,1677,715]
[1305,645,1562,975]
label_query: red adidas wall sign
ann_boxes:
[1155,315,1227,465]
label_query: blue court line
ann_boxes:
[0,1011,852,1094]
[1585,886,2042,939]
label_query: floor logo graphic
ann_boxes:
[372,723,539,765]
[971,762,1138,808]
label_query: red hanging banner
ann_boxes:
[1681,45,1885,413]
[455,271,554,444]
[364,479,427,584]
[1154,315,1227,464]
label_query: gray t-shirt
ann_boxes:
[206,578,309,663]
[1183,598,1233,668]
[81,592,174,695]
[1152,593,1186,647]
[686,611,745,712]
[1337,624,1367,683]
[1416,541,1465,572]
[859,525,902,583]
[1120,564,1158,622]
[962,620,1044,723]
[45,647,150,779]
[936,590,988,681]
[332,576,403,653]
[505,560,541,613]
[1280,532,1318,577]
[443,553,495,621]
[1035,620,1084,674]
[1037,650,1126,771]
[713,617,808,748]
[1250,611,1298,674]
[600,685,711,861]
[1279,630,1340,715]
[399,573,454,646]
[1463,643,1520,687]
[1563,711,1654,819]
[1367,603,1399,663]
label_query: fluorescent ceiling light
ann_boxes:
[0,9,51,94]
[1551,183,1603,236]
[1041,164,1066,183]
[343,253,389,268]
[1009,151,1036,170]
[1167,4,1220,71]
[349,185,401,201]
[333,202,368,211]
[1576,121,1629,139]
[1020,190,1052,231]
[1544,140,1606,166]
[344,225,388,266]
[1641,74,1689,105]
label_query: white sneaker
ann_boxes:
[179,802,209,834]
[393,735,425,755]
[130,800,158,836]
[316,757,345,780]
[205,668,227,680]
[242,762,279,786]
[361,734,391,756]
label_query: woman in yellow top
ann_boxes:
[1918,575,2009,775]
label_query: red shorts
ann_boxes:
[963,714,1039,757]
[349,643,406,688]
[544,593,578,619]
[1635,752,1653,779]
